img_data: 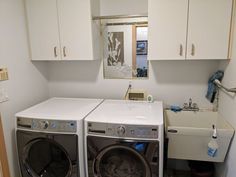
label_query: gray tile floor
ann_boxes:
[165,169,191,177]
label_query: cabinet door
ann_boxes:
[58,0,94,60]
[187,0,232,60]
[148,0,189,60]
[25,0,61,60]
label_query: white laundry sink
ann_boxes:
[165,110,234,162]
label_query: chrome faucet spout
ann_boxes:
[189,98,192,108]
[182,98,199,111]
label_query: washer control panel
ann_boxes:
[17,117,77,133]
[87,122,159,139]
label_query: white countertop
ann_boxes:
[85,99,163,125]
[15,97,104,120]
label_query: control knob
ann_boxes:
[117,126,126,136]
[40,121,49,129]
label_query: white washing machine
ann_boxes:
[15,97,103,177]
[84,99,164,177]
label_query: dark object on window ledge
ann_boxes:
[136,67,147,77]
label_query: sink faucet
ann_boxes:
[189,98,192,108]
[183,98,199,111]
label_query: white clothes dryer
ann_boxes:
[84,99,164,177]
[16,97,103,177]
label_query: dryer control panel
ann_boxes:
[17,117,77,133]
[87,122,159,139]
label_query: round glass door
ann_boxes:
[93,145,151,177]
[22,138,72,177]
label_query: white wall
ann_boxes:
[0,0,49,176]
[100,0,148,16]
[216,8,236,177]
[48,60,219,109]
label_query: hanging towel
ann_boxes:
[206,70,224,103]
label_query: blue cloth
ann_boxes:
[206,70,224,103]
[170,105,182,112]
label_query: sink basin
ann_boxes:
[165,110,234,162]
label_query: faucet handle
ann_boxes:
[183,103,188,109]
[192,103,198,109]
[189,98,192,107]
[192,103,199,111]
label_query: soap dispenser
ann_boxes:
[207,125,218,157]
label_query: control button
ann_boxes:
[68,122,75,128]
[131,130,135,135]
[153,132,158,138]
[51,122,57,129]
[60,124,66,130]
[32,121,37,129]
[144,131,148,136]
[106,127,113,135]
[117,126,126,136]
[107,128,113,132]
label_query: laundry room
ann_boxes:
[0,0,236,177]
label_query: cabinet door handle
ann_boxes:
[191,44,195,56]
[54,47,58,57]
[179,44,183,56]
[63,47,66,57]
[168,129,178,133]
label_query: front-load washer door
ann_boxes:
[87,136,159,177]
[23,138,72,177]
[17,130,78,177]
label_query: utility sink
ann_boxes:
[165,110,234,162]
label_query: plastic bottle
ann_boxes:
[207,125,218,157]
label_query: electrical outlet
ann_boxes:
[0,88,9,103]
[0,68,8,81]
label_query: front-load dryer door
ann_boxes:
[17,130,78,177]
[94,145,151,177]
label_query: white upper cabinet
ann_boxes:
[25,0,100,60]
[148,0,233,60]
[25,0,61,60]
[148,0,189,60]
[187,0,232,60]
[57,0,94,60]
